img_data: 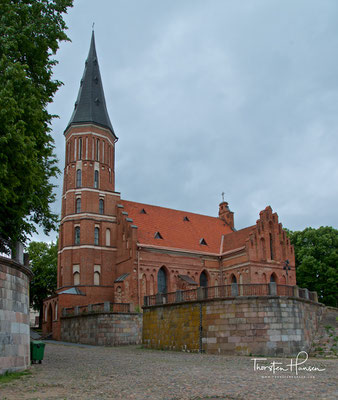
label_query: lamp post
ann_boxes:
[283,259,291,285]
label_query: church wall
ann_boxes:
[43,288,116,340]
[138,249,221,297]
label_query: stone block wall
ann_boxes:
[143,296,326,356]
[61,312,142,346]
[0,257,33,374]
[143,302,202,352]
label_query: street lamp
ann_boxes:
[283,259,291,284]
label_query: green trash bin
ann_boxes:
[30,340,45,364]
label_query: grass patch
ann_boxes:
[0,369,31,384]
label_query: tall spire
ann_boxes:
[66,31,116,137]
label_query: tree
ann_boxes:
[28,240,58,327]
[287,227,338,307]
[0,0,73,253]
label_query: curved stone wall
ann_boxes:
[0,256,33,374]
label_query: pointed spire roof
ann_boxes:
[66,31,116,138]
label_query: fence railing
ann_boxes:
[62,302,130,317]
[144,284,318,307]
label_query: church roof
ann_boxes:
[66,31,116,137]
[221,225,255,253]
[121,200,234,254]
[178,274,198,285]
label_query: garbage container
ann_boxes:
[30,340,45,364]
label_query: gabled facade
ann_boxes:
[43,33,295,339]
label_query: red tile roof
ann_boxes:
[121,200,236,254]
[221,225,255,253]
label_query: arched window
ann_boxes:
[74,227,80,245]
[270,273,277,283]
[78,137,82,159]
[94,170,99,189]
[99,199,104,214]
[94,271,100,285]
[105,228,110,246]
[199,271,208,287]
[102,141,105,163]
[73,272,80,286]
[269,233,274,260]
[157,267,167,293]
[261,238,266,260]
[94,227,99,245]
[76,198,81,213]
[96,139,100,161]
[231,274,237,284]
[76,169,81,187]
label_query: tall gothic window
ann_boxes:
[99,199,104,214]
[78,138,82,160]
[96,139,100,161]
[157,267,167,293]
[94,170,99,189]
[76,169,81,188]
[199,271,208,287]
[269,233,274,260]
[74,227,80,245]
[94,227,99,245]
[76,198,81,213]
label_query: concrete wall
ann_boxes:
[143,296,326,356]
[0,256,33,374]
[61,312,142,346]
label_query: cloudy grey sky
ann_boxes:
[32,0,338,243]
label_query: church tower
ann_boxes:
[57,32,120,301]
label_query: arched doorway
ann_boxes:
[231,274,237,284]
[199,271,208,287]
[270,273,277,283]
[157,267,167,293]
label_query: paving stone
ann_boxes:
[2,342,337,400]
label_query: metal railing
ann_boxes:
[144,283,318,307]
[62,302,130,317]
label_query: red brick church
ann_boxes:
[43,32,295,339]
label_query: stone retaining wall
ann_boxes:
[61,312,142,346]
[0,256,33,374]
[143,296,326,356]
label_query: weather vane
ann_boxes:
[222,192,224,202]
[92,22,95,31]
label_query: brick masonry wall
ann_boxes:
[60,312,142,346]
[143,296,326,356]
[0,257,32,374]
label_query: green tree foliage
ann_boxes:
[28,240,58,326]
[0,0,73,252]
[287,227,338,307]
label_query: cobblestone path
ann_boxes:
[1,342,337,400]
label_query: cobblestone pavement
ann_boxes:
[1,342,337,400]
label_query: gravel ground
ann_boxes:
[0,342,337,400]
